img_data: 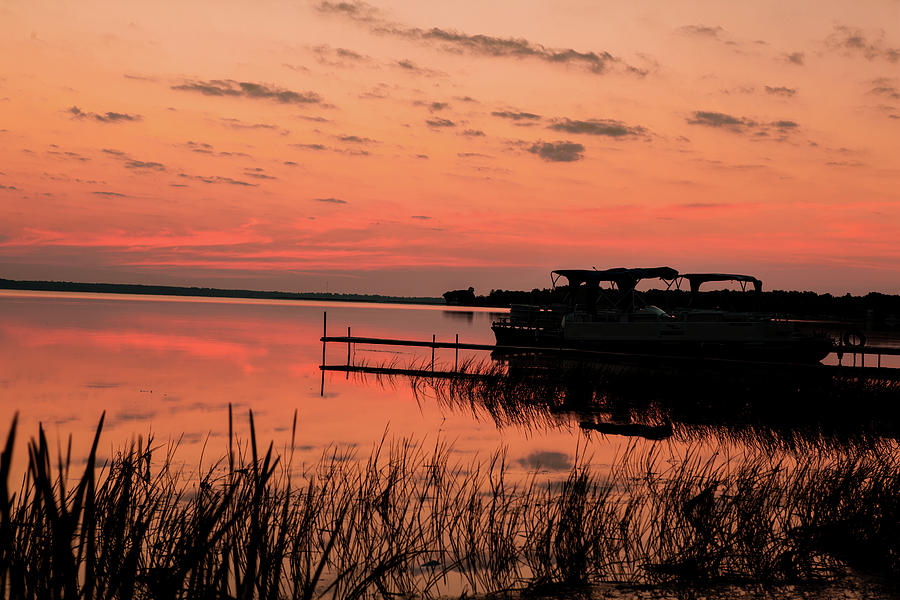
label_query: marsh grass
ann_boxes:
[0,406,899,599]
[408,356,900,453]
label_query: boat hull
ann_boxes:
[491,321,833,364]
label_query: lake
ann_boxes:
[4,289,899,475]
[1,289,645,478]
[4,289,900,596]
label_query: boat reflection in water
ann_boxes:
[338,349,900,454]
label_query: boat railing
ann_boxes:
[495,304,567,328]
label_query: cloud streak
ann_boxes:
[68,106,141,123]
[825,26,900,63]
[527,140,585,162]
[315,0,645,76]
[687,111,799,138]
[549,118,646,137]
[172,79,323,104]
[764,86,796,97]
[178,173,257,186]
[492,110,541,121]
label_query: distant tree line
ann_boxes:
[445,285,900,329]
[0,278,443,305]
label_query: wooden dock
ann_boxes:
[320,333,900,381]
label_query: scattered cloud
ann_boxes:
[92,191,129,197]
[393,59,445,77]
[218,118,289,135]
[868,79,900,99]
[312,44,371,66]
[825,26,900,63]
[549,118,647,137]
[771,120,798,129]
[243,168,276,180]
[527,140,584,162]
[677,24,744,48]
[125,160,165,170]
[178,173,257,186]
[678,25,725,39]
[180,140,251,158]
[338,134,376,143]
[101,148,166,171]
[492,110,541,121]
[429,102,449,111]
[47,149,90,162]
[687,111,799,139]
[315,0,381,22]
[173,79,323,104]
[184,141,214,153]
[426,118,455,127]
[290,143,370,156]
[721,85,756,95]
[0,184,19,191]
[461,129,485,137]
[764,86,796,97]
[418,27,642,75]
[411,215,431,220]
[315,0,645,76]
[783,52,805,65]
[826,160,865,167]
[67,105,141,123]
[678,202,727,209]
[689,111,749,129]
[315,197,347,204]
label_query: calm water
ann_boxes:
[0,290,635,477]
[2,290,898,480]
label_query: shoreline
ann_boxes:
[0,277,445,306]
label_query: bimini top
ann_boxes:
[681,273,762,294]
[552,267,679,292]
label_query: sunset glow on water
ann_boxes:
[1,290,643,479]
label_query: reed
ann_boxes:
[410,356,900,453]
[0,409,898,598]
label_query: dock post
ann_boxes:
[322,312,327,365]
[455,334,459,371]
[432,334,436,372]
[347,326,351,379]
[321,311,327,396]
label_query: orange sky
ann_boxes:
[1,0,899,295]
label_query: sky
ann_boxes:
[1,0,898,296]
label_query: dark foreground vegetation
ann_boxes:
[1,405,899,599]
[405,355,900,454]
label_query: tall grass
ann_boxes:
[0,409,898,598]
[407,356,900,453]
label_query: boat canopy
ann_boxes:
[552,267,679,292]
[681,273,762,294]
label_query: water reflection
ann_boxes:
[340,351,900,454]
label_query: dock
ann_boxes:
[319,311,900,384]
